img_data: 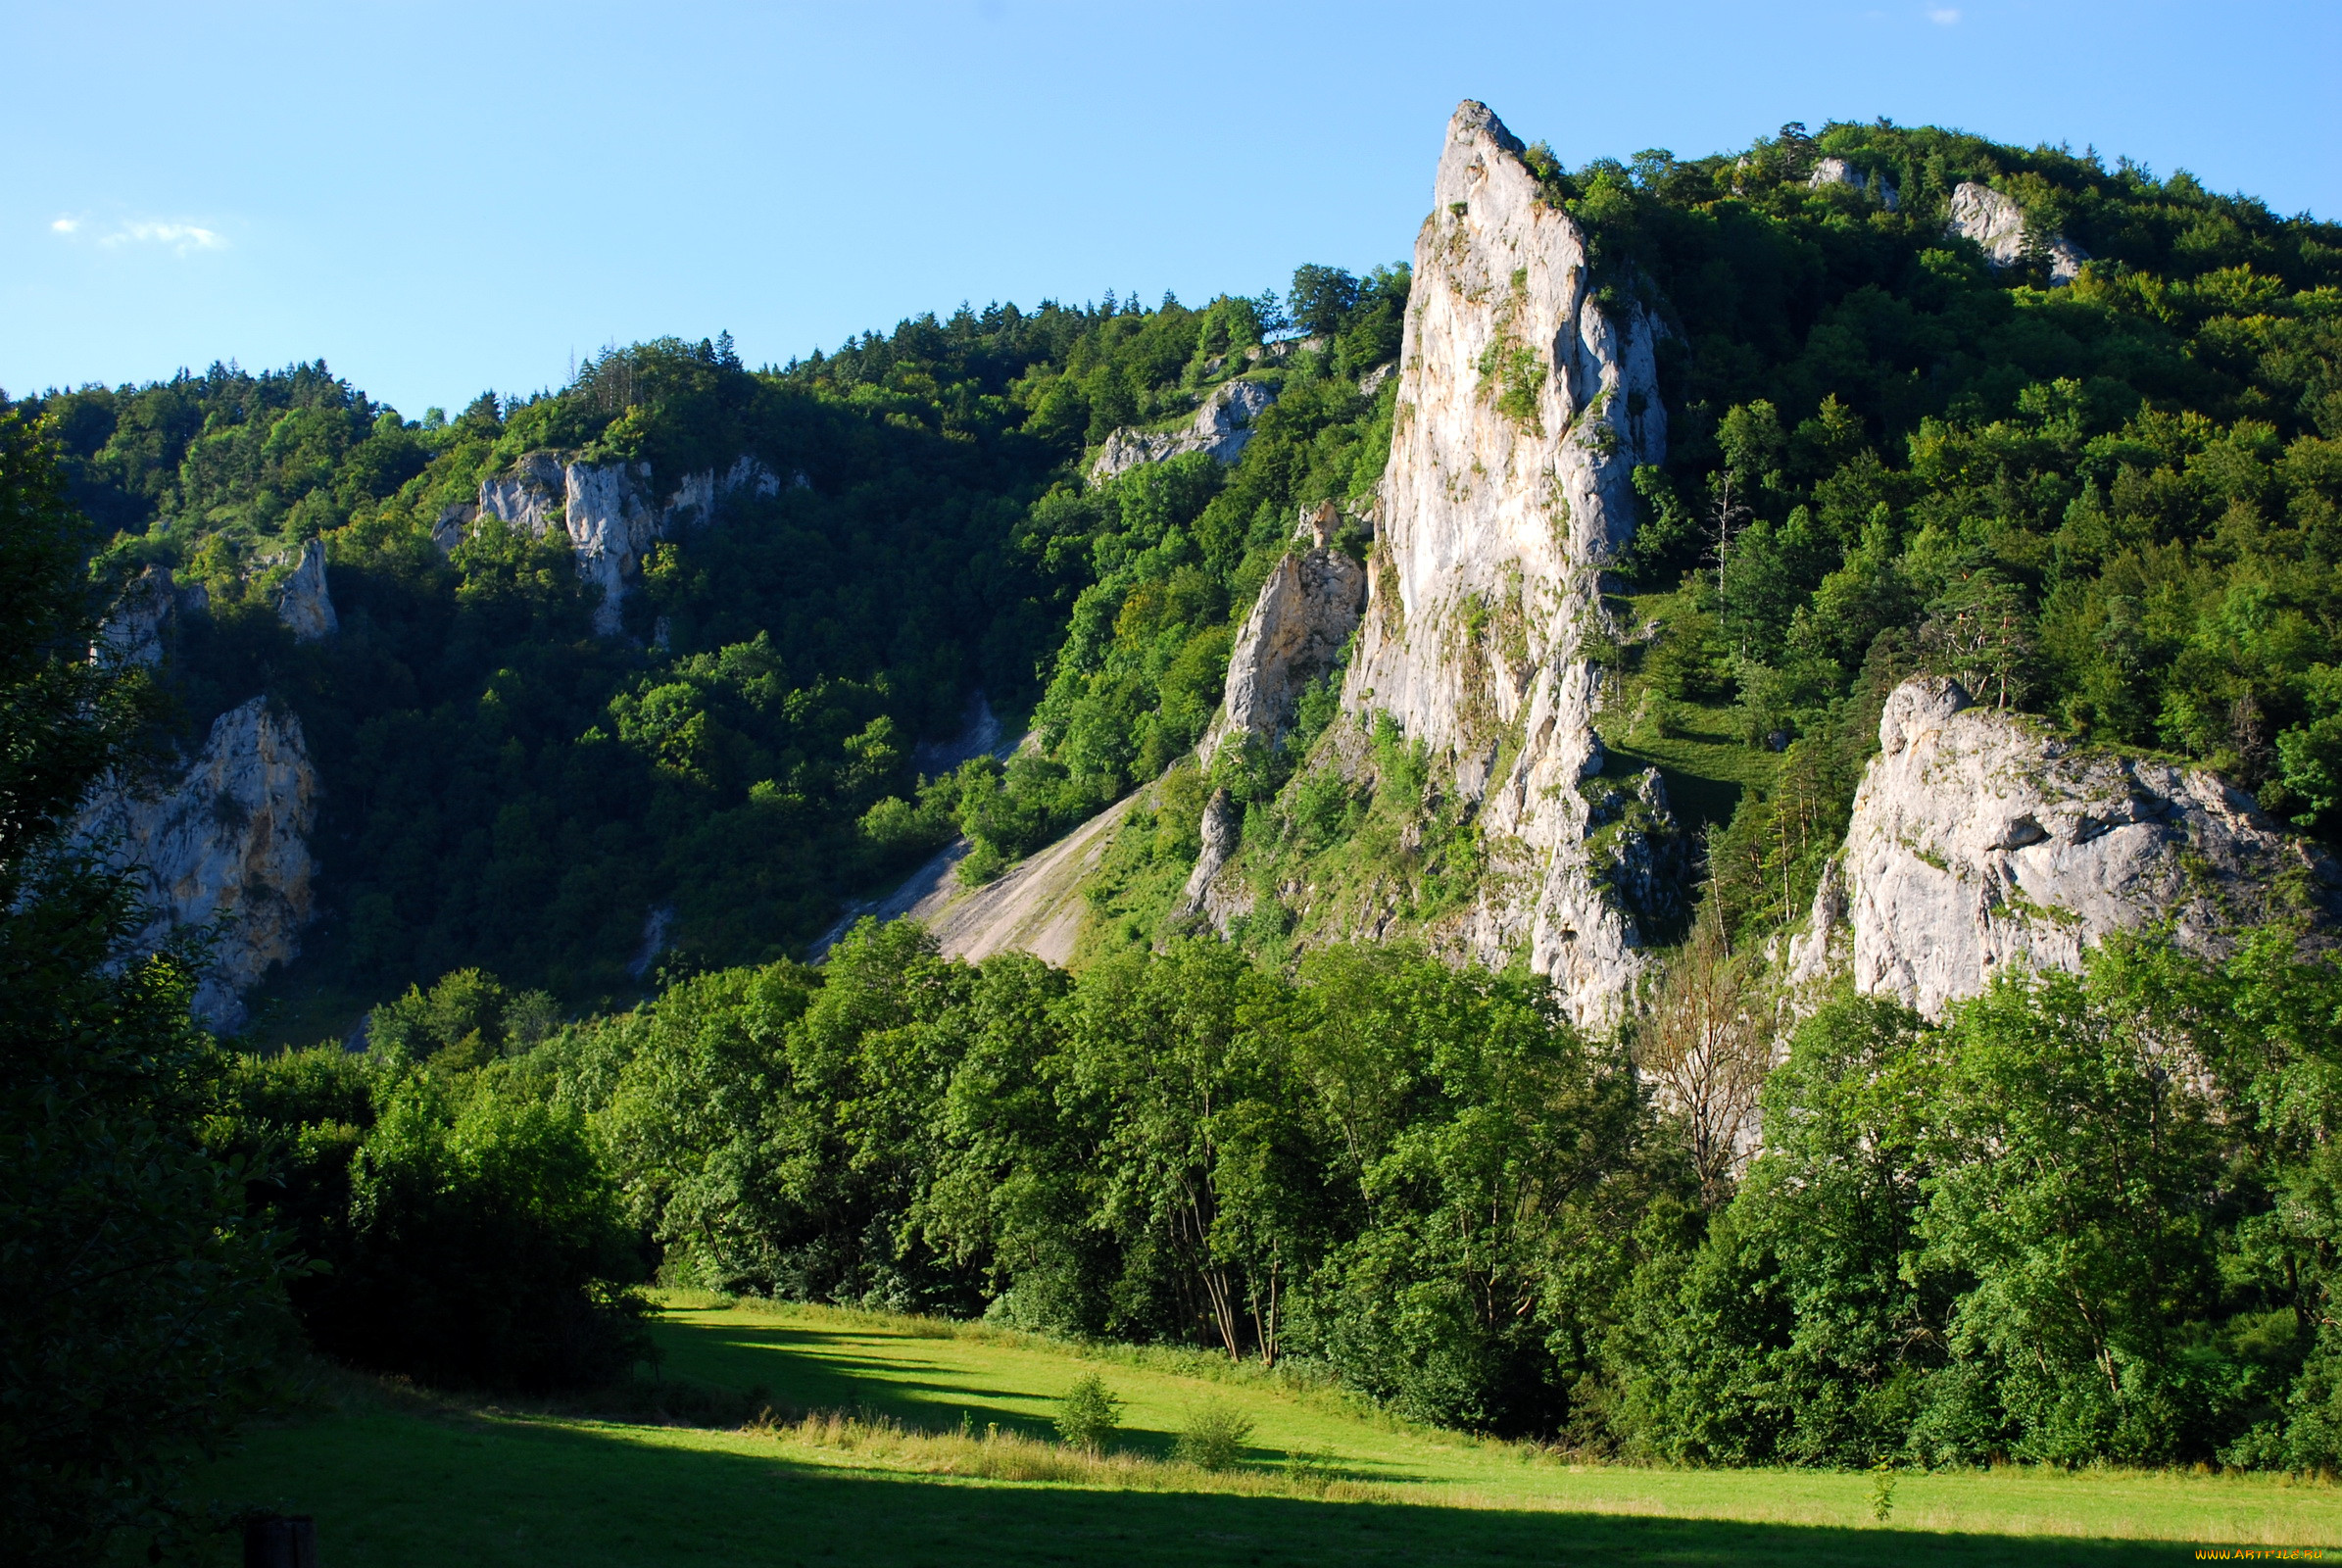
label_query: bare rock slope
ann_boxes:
[1792,677,2341,1017]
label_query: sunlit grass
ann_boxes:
[150,1297,2342,1565]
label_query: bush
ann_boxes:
[1052,1372,1121,1451]
[295,1074,649,1390]
[1173,1400,1256,1470]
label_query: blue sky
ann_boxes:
[5,1,2336,416]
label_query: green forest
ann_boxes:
[8,112,2342,1562]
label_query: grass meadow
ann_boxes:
[150,1295,2342,1565]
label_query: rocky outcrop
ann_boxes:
[1807,156,1898,210]
[271,538,337,642]
[1308,99,1671,1026]
[1092,379,1277,481]
[76,697,319,1029]
[1196,528,1366,769]
[472,452,781,635]
[1947,181,2087,285]
[95,565,189,667]
[1790,677,2340,1017]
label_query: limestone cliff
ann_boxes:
[76,697,320,1029]
[1947,181,2087,285]
[271,538,338,641]
[472,452,781,634]
[1790,677,2341,1017]
[1197,526,1367,769]
[1218,99,1673,1025]
[1092,379,1277,482]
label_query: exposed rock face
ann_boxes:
[1196,541,1366,769]
[1791,677,2340,1017]
[472,452,780,635]
[272,538,338,642]
[1807,156,1899,211]
[430,503,477,557]
[76,697,320,1029]
[1321,99,1672,1025]
[1091,379,1277,481]
[1948,181,2087,285]
[1181,788,1243,917]
[95,565,184,667]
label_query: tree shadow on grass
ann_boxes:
[205,1396,2211,1568]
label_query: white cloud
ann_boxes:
[1927,6,1962,22]
[105,220,225,253]
[48,216,227,254]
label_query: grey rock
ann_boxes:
[1180,787,1243,915]
[430,503,477,557]
[1791,677,2338,1016]
[1197,543,1366,769]
[1356,363,1396,399]
[1948,181,2087,285]
[271,538,337,642]
[94,565,180,667]
[74,697,319,1029]
[1807,156,1899,211]
[1091,378,1278,481]
[475,451,780,635]
[1333,98,1671,1026]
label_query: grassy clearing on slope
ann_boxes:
[144,1297,2342,1566]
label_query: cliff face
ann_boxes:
[473,452,781,634]
[76,697,320,1029]
[1791,677,2341,1017]
[271,538,338,642]
[1319,100,1671,1024]
[1198,531,1366,769]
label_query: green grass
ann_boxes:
[1603,586,1782,841]
[154,1297,2342,1565]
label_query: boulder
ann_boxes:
[1197,539,1366,769]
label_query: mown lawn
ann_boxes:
[159,1298,2342,1565]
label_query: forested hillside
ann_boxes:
[15,277,1402,1009]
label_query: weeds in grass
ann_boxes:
[1174,1401,1257,1471]
[1053,1374,1121,1452]
[739,1405,1385,1501]
[1871,1461,1897,1522]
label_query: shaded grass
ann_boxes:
[147,1297,2342,1564]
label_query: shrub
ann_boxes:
[297,1075,649,1389]
[1053,1372,1121,1451]
[1173,1400,1256,1470]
